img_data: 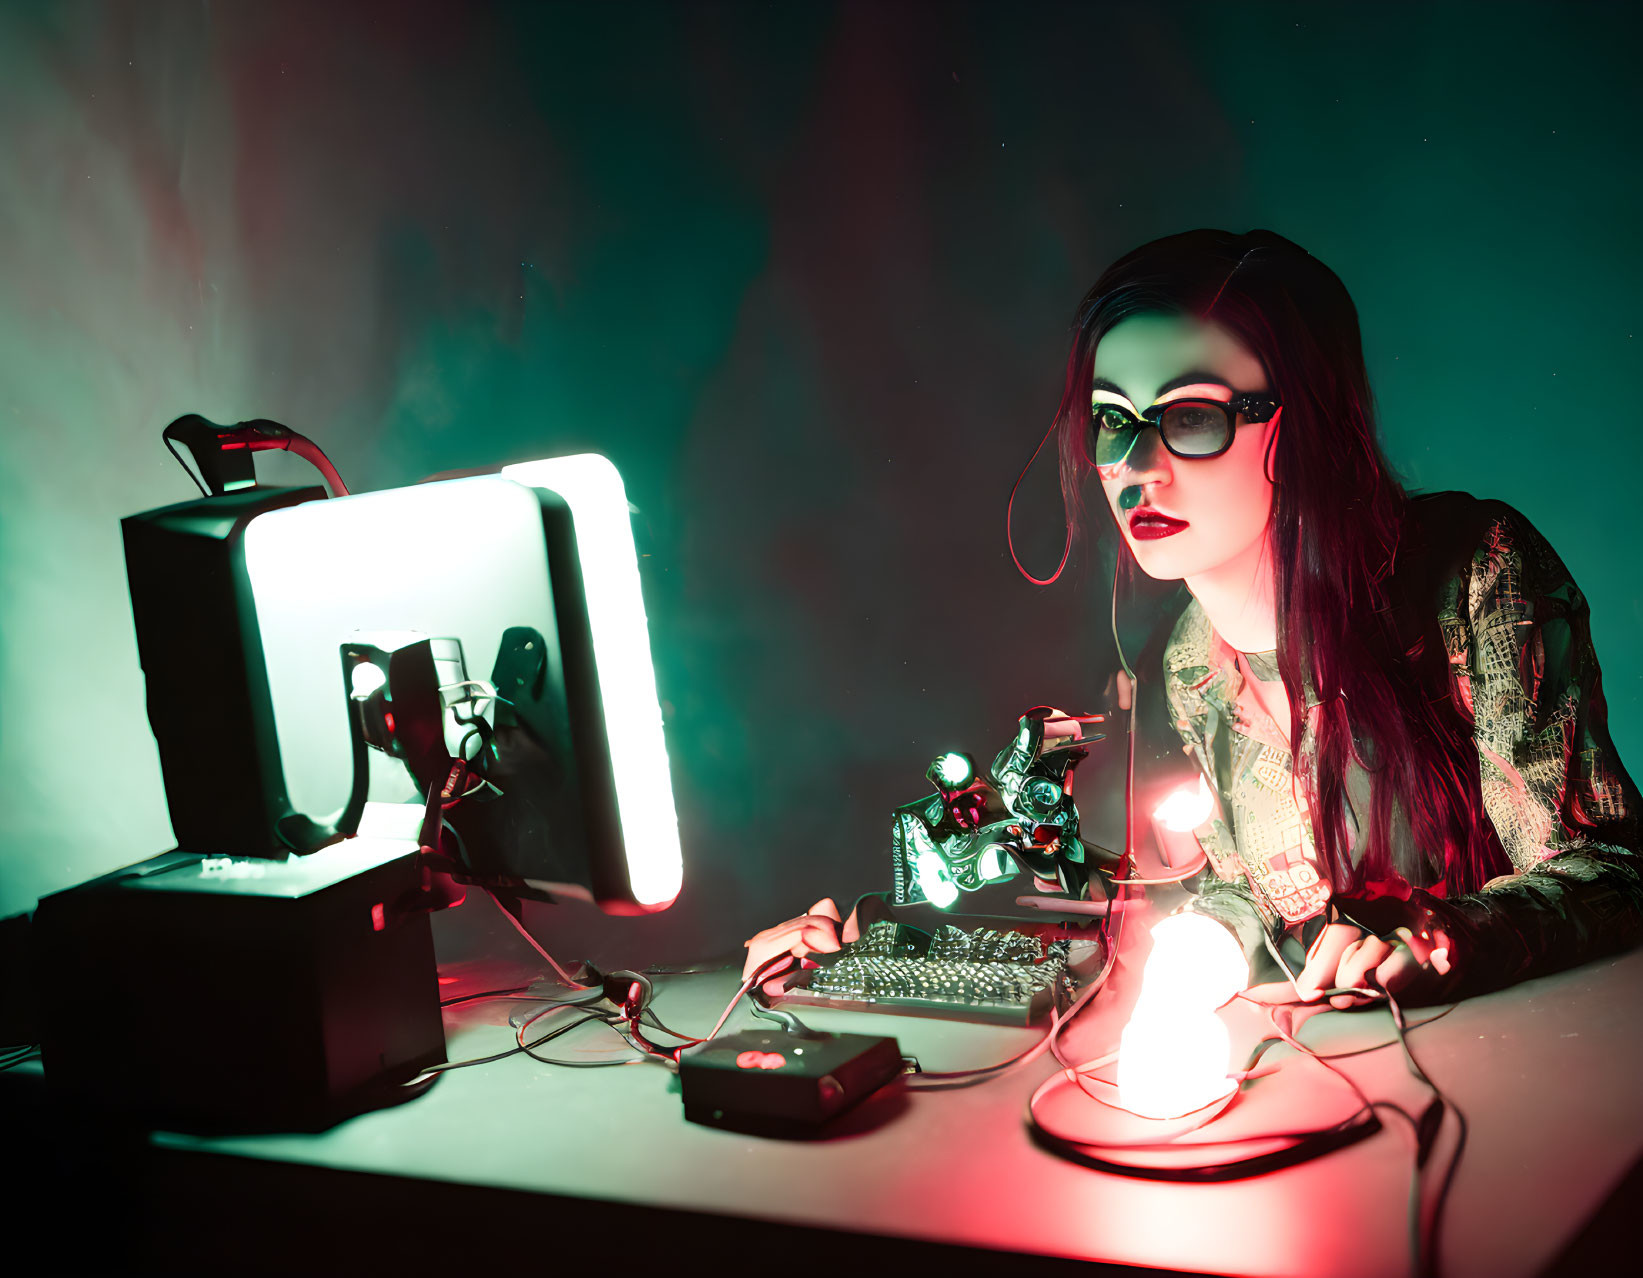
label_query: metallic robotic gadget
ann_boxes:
[890,706,1115,909]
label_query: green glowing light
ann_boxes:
[934,751,971,787]
[914,849,960,909]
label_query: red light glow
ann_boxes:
[371,902,386,931]
[1117,911,1249,1119]
[1152,776,1214,832]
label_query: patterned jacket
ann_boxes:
[1163,491,1643,999]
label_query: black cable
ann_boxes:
[453,729,485,775]
[638,1008,704,1044]
[420,995,617,1075]
[436,947,870,1081]
[1388,992,1464,1278]
[450,708,495,791]
[1026,1087,1381,1182]
[418,1041,533,1075]
[515,999,654,1068]
[439,984,533,1008]
[1374,1102,1433,1278]
[1273,991,1463,1278]
[443,980,693,1046]
[1025,981,1457,1200]
[517,1009,649,1068]
[164,435,209,496]
[1250,899,1462,1275]
[434,967,704,1075]
[1292,1005,1455,1062]
[1263,994,1451,1278]
[440,817,469,863]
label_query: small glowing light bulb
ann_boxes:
[934,752,971,787]
[1153,775,1213,833]
[350,661,388,700]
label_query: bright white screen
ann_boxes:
[241,462,683,910]
[242,475,557,832]
[502,456,681,908]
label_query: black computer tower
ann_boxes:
[33,841,445,1130]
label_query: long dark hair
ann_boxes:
[1053,228,1508,896]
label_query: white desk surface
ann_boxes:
[144,908,1643,1278]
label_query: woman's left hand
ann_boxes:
[1289,920,1457,1008]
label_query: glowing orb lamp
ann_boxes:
[1117,910,1250,1119]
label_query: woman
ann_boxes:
[745,228,1643,1008]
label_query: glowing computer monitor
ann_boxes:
[122,454,681,914]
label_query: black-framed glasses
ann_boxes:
[1089,393,1281,468]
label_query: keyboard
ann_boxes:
[773,920,1100,1026]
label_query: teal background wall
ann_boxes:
[2,0,1638,969]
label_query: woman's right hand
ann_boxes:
[741,897,861,996]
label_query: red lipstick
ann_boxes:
[1128,508,1189,540]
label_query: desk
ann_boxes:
[11,935,1643,1276]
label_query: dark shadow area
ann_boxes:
[1541,1148,1643,1277]
[4,1059,1204,1275]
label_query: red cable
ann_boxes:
[286,434,350,497]
[1006,417,1073,585]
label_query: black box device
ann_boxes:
[32,839,445,1130]
[678,1028,904,1137]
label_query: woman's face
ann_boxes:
[1091,312,1282,582]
